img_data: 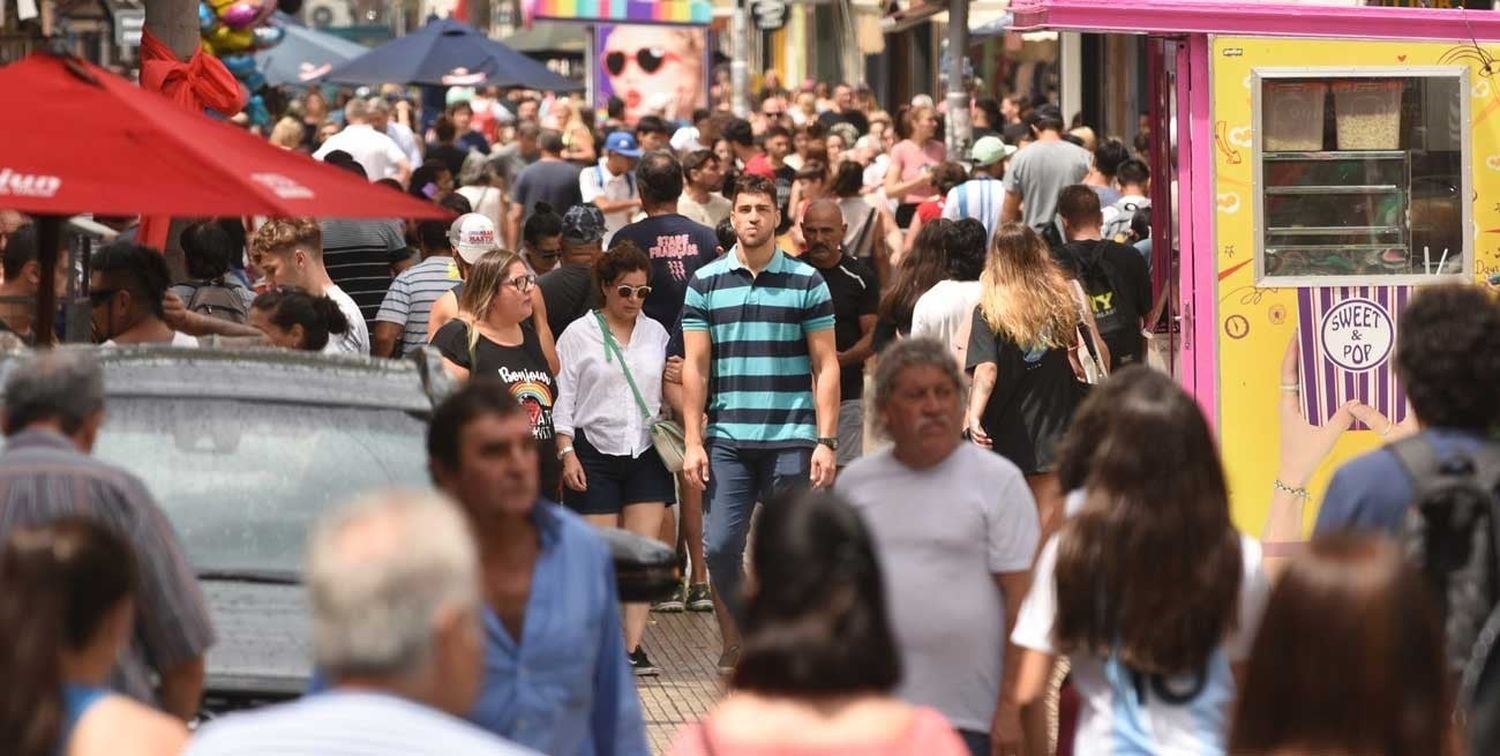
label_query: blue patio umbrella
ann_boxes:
[321,17,582,91]
[255,14,369,87]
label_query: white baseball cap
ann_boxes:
[449,213,498,264]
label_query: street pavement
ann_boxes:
[636,609,724,754]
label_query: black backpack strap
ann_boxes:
[1389,435,1448,499]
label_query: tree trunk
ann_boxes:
[144,0,200,61]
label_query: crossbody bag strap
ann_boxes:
[594,311,653,423]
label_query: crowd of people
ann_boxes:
[0,71,1497,756]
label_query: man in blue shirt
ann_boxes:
[680,174,842,672]
[427,379,649,756]
[1315,284,1500,535]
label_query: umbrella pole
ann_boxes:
[34,215,60,348]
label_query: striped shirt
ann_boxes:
[942,177,1008,243]
[186,690,538,756]
[0,429,215,707]
[375,255,463,356]
[681,248,834,448]
[320,219,409,327]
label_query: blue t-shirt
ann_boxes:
[610,213,720,329]
[1314,428,1492,535]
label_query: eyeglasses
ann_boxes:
[615,285,653,301]
[604,48,682,77]
[506,273,537,293]
[87,289,121,306]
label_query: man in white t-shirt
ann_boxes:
[367,97,423,168]
[250,218,371,355]
[89,242,200,348]
[314,99,413,186]
[836,338,1041,756]
[579,131,642,246]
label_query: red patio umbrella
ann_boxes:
[0,51,446,219]
[0,50,449,345]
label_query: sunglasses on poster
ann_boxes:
[615,285,652,301]
[604,48,682,77]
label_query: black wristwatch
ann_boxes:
[817,436,839,451]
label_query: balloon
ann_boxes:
[220,53,258,79]
[198,2,217,32]
[205,25,256,55]
[250,0,277,28]
[277,0,303,14]
[208,0,262,30]
[246,93,270,126]
[252,25,285,50]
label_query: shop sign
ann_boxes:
[752,0,788,31]
[1318,297,1394,372]
[114,9,145,48]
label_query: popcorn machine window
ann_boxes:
[1252,69,1471,286]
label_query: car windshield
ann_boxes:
[93,397,430,575]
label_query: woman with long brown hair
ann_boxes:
[1011,366,1269,753]
[965,223,1087,538]
[1230,534,1452,756]
[0,520,186,756]
[873,218,951,352]
[431,249,561,497]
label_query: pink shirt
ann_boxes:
[890,139,947,204]
[667,706,968,756]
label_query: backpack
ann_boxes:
[1391,435,1500,675]
[1102,197,1151,243]
[184,280,249,324]
[1067,242,1128,338]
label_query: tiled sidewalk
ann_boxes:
[635,610,725,754]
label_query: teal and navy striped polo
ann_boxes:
[681,248,835,449]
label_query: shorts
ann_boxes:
[895,202,920,229]
[837,399,864,467]
[562,429,677,516]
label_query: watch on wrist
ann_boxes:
[817,437,839,451]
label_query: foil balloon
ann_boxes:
[198,2,216,32]
[252,25,285,50]
[208,0,262,30]
[204,25,255,56]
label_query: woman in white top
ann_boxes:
[455,161,505,235]
[1011,367,1270,755]
[553,240,674,676]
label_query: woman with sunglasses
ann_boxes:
[552,240,675,677]
[432,249,562,498]
[600,26,705,124]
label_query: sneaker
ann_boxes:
[687,583,714,612]
[653,583,686,613]
[716,645,740,676]
[629,646,660,677]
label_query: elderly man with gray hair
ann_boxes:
[835,338,1041,756]
[0,348,215,721]
[367,97,424,168]
[188,490,535,755]
[314,97,413,185]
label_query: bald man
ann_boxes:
[801,199,879,469]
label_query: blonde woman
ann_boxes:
[884,105,945,229]
[965,223,1098,541]
[549,97,597,165]
[430,249,562,498]
[268,117,304,151]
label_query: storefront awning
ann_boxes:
[1010,0,1500,41]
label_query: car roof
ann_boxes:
[1,346,450,415]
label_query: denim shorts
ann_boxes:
[562,429,677,516]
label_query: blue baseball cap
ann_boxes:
[603,131,643,159]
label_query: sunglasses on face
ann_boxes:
[615,285,652,301]
[604,48,681,77]
[88,288,121,306]
[507,273,538,293]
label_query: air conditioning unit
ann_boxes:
[306,0,354,28]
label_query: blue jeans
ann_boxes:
[703,442,812,625]
[958,729,990,756]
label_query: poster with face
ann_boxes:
[596,24,708,125]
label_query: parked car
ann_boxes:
[0,346,674,713]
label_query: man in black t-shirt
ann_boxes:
[817,84,870,137]
[1055,185,1152,370]
[801,200,878,469]
[509,130,585,249]
[611,152,720,329]
[538,205,604,338]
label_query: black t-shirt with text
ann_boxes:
[1056,239,1152,370]
[966,308,1083,475]
[610,214,720,328]
[813,256,879,401]
[431,319,562,497]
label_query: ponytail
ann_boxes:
[313,296,350,337]
[251,288,352,352]
[0,520,136,756]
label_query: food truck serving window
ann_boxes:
[1252,69,1471,286]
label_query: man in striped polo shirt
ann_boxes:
[681,174,842,671]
